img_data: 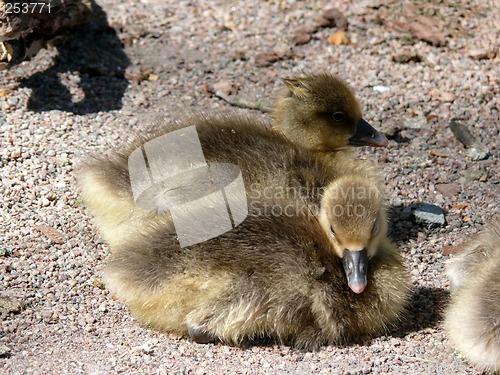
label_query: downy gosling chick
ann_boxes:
[444,217,500,373]
[272,73,388,151]
[103,175,409,350]
[78,113,383,292]
[78,73,386,242]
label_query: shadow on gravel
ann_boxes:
[387,128,412,144]
[387,204,445,243]
[20,0,130,115]
[387,204,422,243]
[397,286,450,335]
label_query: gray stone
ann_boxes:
[413,203,446,227]
[466,144,490,161]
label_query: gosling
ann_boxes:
[444,217,500,373]
[103,175,409,350]
[273,73,388,151]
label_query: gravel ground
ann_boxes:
[1,0,499,374]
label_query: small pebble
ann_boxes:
[373,85,390,93]
[441,92,455,102]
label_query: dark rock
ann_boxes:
[315,16,334,29]
[392,51,423,64]
[413,203,446,227]
[322,8,348,30]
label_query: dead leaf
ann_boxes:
[409,19,446,46]
[451,204,469,209]
[443,244,460,256]
[147,73,160,82]
[254,53,279,67]
[468,49,496,60]
[34,224,66,244]
[292,32,312,45]
[429,150,449,157]
[327,31,350,46]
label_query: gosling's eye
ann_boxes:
[330,225,336,237]
[332,112,346,122]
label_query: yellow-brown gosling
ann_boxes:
[444,217,500,373]
[103,175,409,349]
[272,73,388,151]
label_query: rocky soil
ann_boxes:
[0,0,498,373]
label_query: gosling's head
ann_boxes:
[273,73,388,151]
[319,176,387,294]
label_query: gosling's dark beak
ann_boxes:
[342,249,368,294]
[348,118,388,147]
